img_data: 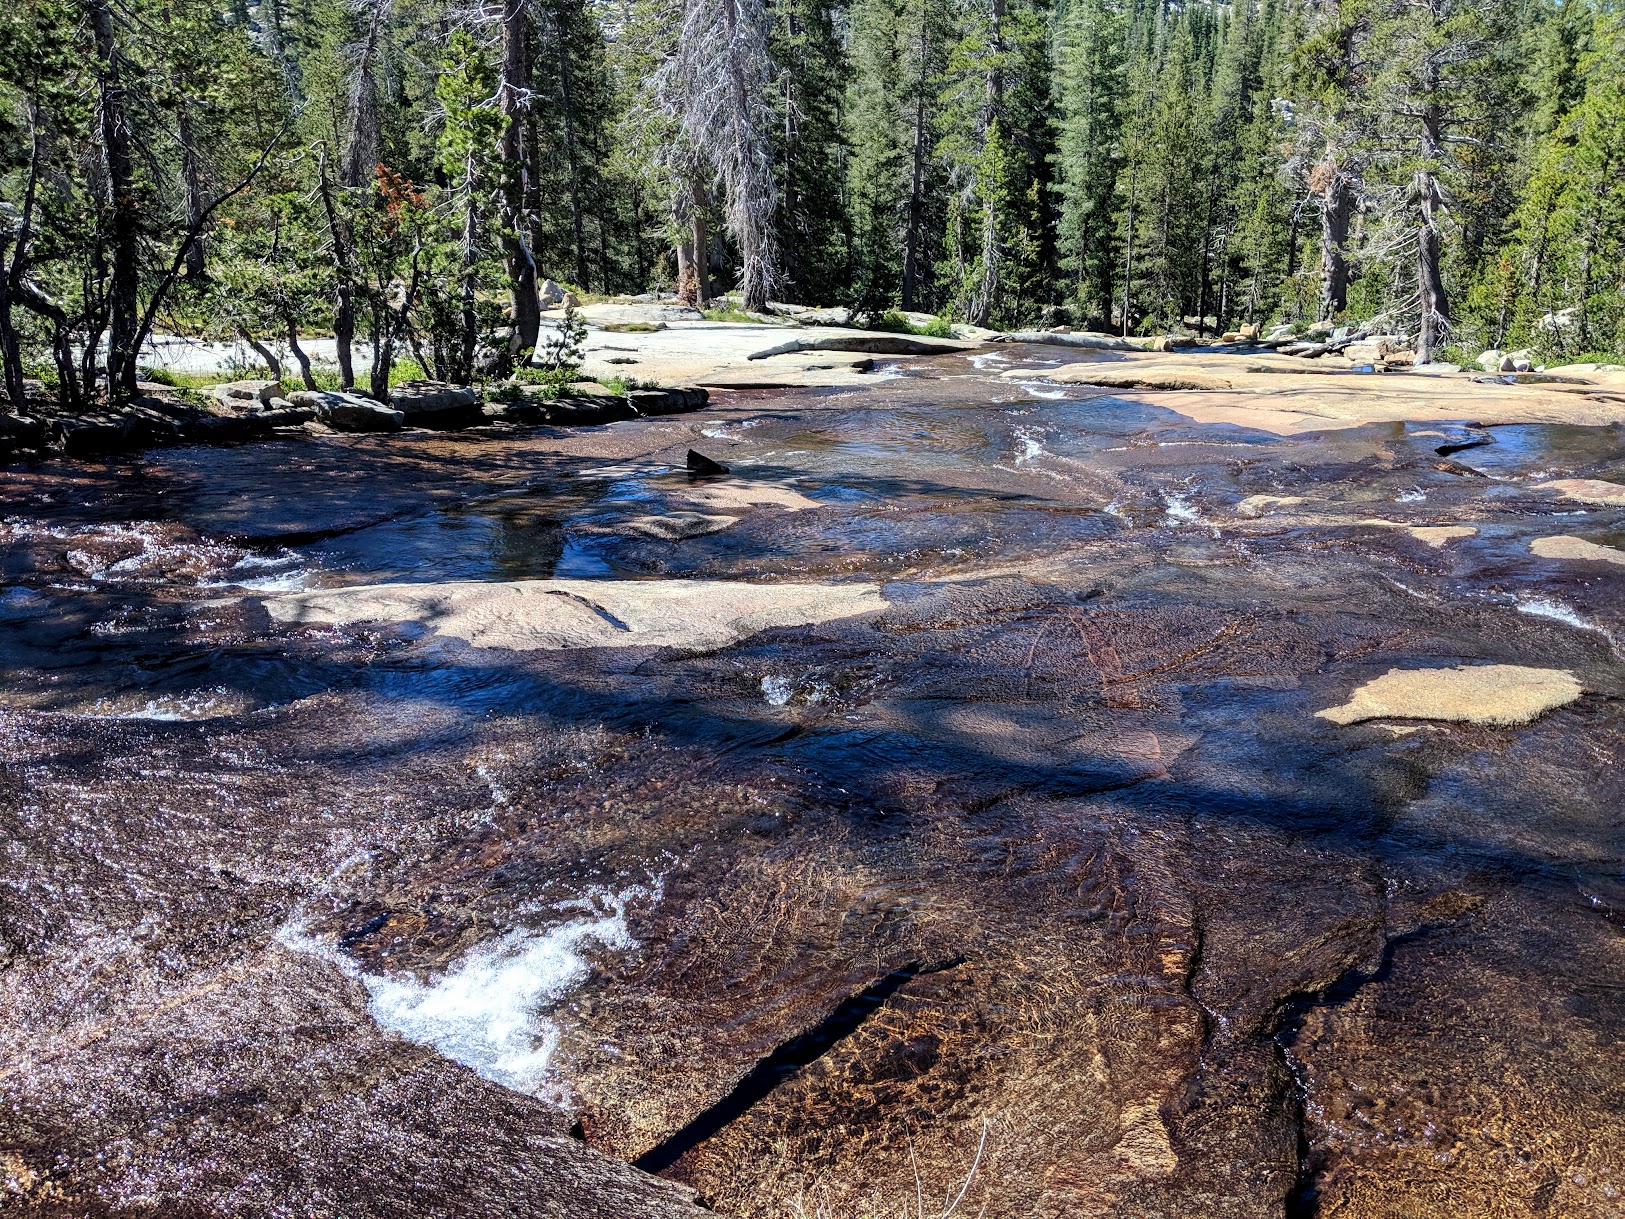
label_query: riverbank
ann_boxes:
[9,305,1625,462]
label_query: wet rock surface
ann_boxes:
[1,346,1622,1218]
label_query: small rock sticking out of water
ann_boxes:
[686,450,730,477]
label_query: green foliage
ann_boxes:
[867,308,953,336]
[703,306,763,323]
[0,0,1619,406]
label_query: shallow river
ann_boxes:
[1,348,1621,1218]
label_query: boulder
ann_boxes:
[482,399,547,426]
[388,380,483,429]
[1278,341,1329,358]
[0,413,47,450]
[1476,349,1504,373]
[259,405,317,428]
[545,395,637,426]
[127,394,203,422]
[539,279,568,308]
[686,450,730,476]
[119,403,188,445]
[212,379,281,409]
[626,387,709,416]
[1501,350,1533,373]
[184,413,274,444]
[57,414,135,456]
[288,389,404,432]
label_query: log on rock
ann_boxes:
[994,331,1146,352]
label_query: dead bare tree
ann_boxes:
[658,0,779,311]
[330,0,394,388]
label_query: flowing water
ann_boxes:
[2,348,1622,1218]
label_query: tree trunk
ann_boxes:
[558,32,590,290]
[317,152,357,389]
[1415,102,1448,364]
[1121,163,1136,336]
[343,0,388,188]
[1317,156,1351,322]
[459,152,479,382]
[0,253,21,411]
[902,9,929,312]
[370,312,391,401]
[500,0,541,358]
[285,319,318,390]
[240,328,284,381]
[0,102,42,412]
[691,179,712,304]
[91,0,140,399]
[179,107,209,281]
[1196,175,1219,336]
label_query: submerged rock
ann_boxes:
[1536,477,1625,505]
[264,577,887,652]
[1317,664,1583,726]
[1530,534,1625,565]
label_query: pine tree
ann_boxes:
[1053,0,1125,327]
[771,0,849,305]
[1358,0,1524,361]
[937,0,1054,326]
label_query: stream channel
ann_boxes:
[1,347,1621,1218]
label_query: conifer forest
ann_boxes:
[4,0,1625,404]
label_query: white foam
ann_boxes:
[1395,488,1427,503]
[1013,427,1048,463]
[84,688,227,720]
[277,886,649,1101]
[1517,595,1608,636]
[1163,491,1202,524]
[1016,381,1067,400]
[231,571,314,593]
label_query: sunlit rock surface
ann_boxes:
[2,344,1621,1217]
[1316,664,1583,726]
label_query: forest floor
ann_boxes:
[1,327,1622,1218]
